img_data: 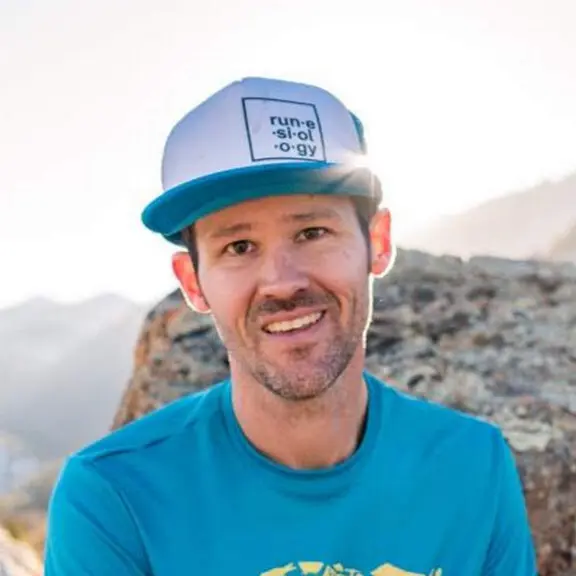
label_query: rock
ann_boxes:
[112,248,576,576]
[0,525,42,576]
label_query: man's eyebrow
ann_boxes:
[208,208,341,239]
[209,222,254,240]
[282,207,341,223]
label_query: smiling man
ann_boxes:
[44,77,537,575]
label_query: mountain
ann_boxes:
[547,221,576,262]
[0,294,149,464]
[0,435,40,496]
[403,171,576,260]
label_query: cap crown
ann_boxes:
[161,77,366,192]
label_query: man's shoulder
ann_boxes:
[47,381,231,516]
[367,371,505,454]
[71,379,230,465]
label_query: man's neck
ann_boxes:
[229,358,368,470]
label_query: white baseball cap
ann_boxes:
[141,76,382,245]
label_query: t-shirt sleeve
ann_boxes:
[44,454,151,575]
[482,427,538,576]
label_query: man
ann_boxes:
[44,77,537,575]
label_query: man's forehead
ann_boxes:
[195,194,353,239]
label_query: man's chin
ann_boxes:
[257,366,339,402]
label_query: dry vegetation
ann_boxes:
[0,460,60,559]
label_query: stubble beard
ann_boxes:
[246,296,369,403]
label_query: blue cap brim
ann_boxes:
[141,162,382,246]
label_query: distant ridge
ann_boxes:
[0,293,150,462]
[403,170,576,261]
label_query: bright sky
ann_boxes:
[1,0,575,308]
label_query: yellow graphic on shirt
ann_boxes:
[260,562,442,576]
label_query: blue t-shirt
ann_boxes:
[44,372,537,575]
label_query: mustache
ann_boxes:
[250,291,332,318]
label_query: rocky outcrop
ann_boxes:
[0,526,42,576]
[112,248,576,576]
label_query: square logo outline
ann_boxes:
[241,97,327,163]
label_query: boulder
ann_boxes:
[112,248,576,576]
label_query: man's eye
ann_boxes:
[298,227,328,241]
[224,240,254,255]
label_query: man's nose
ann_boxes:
[256,246,311,300]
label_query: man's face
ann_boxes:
[188,194,377,401]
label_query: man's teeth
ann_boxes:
[264,312,323,334]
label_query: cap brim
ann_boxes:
[141,162,382,246]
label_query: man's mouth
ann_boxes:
[263,311,325,334]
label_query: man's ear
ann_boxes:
[171,251,210,313]
[369,208,395,278]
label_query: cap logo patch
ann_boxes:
[242,97,327,163]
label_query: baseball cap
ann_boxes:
[141,76,383,246]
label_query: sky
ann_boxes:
[0,0,575,308]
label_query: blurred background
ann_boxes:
[0,0,575,573]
